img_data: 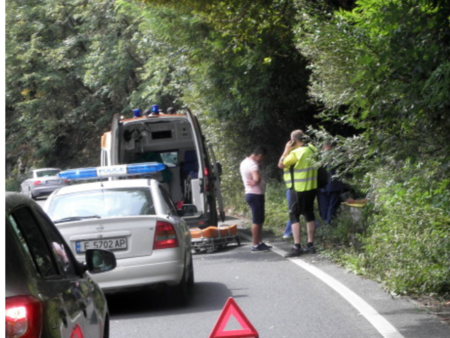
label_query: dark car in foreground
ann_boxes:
[20,168,69,200]
[6,192,117,338]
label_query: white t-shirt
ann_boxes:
[240,157,266,195]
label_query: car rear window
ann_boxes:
[47,188,155,221]
[35,169,60,177]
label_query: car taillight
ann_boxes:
[33,181,41,186]
[154,221,178,249]
[6,295,42,338]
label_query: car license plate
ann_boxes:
[46,180,60,184]
[75,238,127,253]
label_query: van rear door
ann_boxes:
[207,144,225,222]
[185,109,207,214]
[100,114,121,166]
[110,113,121,166]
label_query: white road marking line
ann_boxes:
[241,233,405,338]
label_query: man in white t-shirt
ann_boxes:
[239,146,272,252]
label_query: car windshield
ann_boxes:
[35,169,60,177]
[47,188,155,222]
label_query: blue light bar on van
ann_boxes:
[58,162,165,180]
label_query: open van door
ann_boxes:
[110,113,121,166]
[100,132,110,166]
[208,144,225,222]
[184,109,207,217]
[100,114,120,166]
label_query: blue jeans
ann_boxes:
[318,190,342,224]
[283,189,292,237]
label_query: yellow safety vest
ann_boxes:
[283,145,318,192]
[283,167,293,189]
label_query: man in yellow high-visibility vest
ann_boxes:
[278,130,318,257]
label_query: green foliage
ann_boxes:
[6,0,127,170]
[295,0,450,165]
[292,0,450,296]
[361,164,450,295]
[264,182,290,233]
[6,0,450,299]
[5,177,21,193]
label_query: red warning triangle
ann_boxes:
[209,297,259,338]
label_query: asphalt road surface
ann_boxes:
[105,218,450,338]
[36,198,449,337]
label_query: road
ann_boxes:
[105,219,450,338]
[36,199,449,337]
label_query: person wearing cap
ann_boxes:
[278,130,318,257]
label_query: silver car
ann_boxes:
[43,178,194,304]
[21,168,68,199]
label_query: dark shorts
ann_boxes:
[289,189,317,223]
[245,194,265,225]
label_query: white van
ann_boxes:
[100,108,224,228]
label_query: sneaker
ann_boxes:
[259,242,272,250]
[303,246,316,254]
[282,235,292,240]
[284,247,303,258]
[251,243,270,253]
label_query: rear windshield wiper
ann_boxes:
[53,215,101,224]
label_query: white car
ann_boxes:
[20,167,69,200]
[43,164,194,304]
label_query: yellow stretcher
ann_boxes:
[189,224,241,253]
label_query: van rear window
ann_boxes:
[152,130,172,139]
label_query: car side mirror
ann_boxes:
[85,249,117,274]
[180,204,200,217]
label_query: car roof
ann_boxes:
[50,178,155,196]
[32,168,61,172]
[121,114,189,125]
[6,192,39,214]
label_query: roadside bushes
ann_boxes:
[264,182,290,231]
[361,166,450,295]
[320,163,450,296]
[5,177,21,192]
[263,162,450,297]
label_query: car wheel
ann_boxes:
[28,189,35,200]
[168,266,190,306]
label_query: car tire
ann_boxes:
[168,259,193,306]
[28,189,36,200]
[168,273,188,306]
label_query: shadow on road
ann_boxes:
[107,281,234,318]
